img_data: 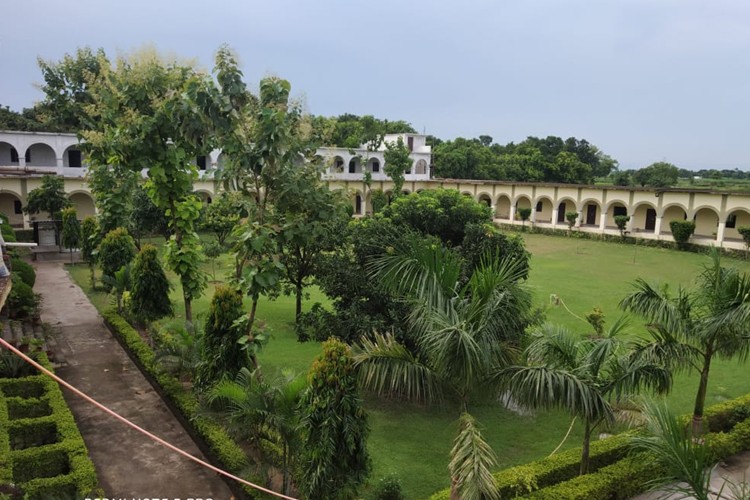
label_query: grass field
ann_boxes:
[65,234,750,499]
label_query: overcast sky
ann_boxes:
[2,0,748,170]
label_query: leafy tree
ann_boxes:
[207,368,307,496]
[86,163,140,235]
[24,175,70,220]
[669,220,695,249]
[566,211,579,230]
[383,136,412,200]
[129,185,169,246]
[460,223,530,280]
[102,263,131,314]
[371,189,388,214]
[633,162,680,188]
[201,191,244,247]
[620,250,750,435]
[614,215,630,238]
[130,244,172,323]
[382,188,492,246]
[517,207,532,229]
[98,227,136,286]
[611,170,632,186]
[195,285,248,388]
[36,46,108,131]
[61,207,80,263]
[80,216,99,287]
[81,48,209,322]
[0,104,47,131]
[499,319,671,474]
[299,338,370,500]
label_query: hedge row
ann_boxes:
[496,222,748,259]
[429,393,750,499]
[101,308,262,499]
[0,352,98,498]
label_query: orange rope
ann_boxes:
[0,337,297,500]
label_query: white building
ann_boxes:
[317,133,432,183]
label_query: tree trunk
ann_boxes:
[692,348,713,436]
[282,443,289,495]
[295,282,303,322]
[580,420,592,475]
[184,294,193,323]
[449,476,460,500]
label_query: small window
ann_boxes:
[10,148,19,163]
[613,206,627,217]
[13,200,22,215]
[536,201,543,212]
[349,159,356,174]
[371,160,380,173]
[68,150,82,168]
[24,149,31,163]
[407,136,414,151]
[197,155,207,170]
[726,214,737,229]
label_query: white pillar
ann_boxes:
[509,204,516,223]
[576,210,583,228]
[716,221,726,245]
[654,216,663,239]
[490,205,496,219]
[599,212,607,231]
[551,208,559,227]
[531,209,537,224]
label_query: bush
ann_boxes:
[14,229,34,243]
[669,220,696,249]
[10,258,35,287]
[129,244,172,323]
[97,227,136,283]
[369,473,405,500]
[6,274,41,320]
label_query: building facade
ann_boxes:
[1,130,748,251]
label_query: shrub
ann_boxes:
[60,207,80,251]
[129,244,172,323]
[6,274,41,319]
[97,227,136,283]
[614,215,630,237]
[669,220,695,249]
[565,211,578,229]
[10,258,35,287]
[370,473,405,500]
[295,302,339,342]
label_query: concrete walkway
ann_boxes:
[34,261,234,499]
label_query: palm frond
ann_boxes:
[525,324,582,369]
[448,413,500,500]
[353,332,442,404]
[631,324,702,372]
[605,356,672,401]
[619,279,692,337]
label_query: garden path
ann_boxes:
[34,261,234,499]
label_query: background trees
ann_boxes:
[632,161,680,187]
[24,175,70,220]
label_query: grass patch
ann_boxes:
[66,233,750,499]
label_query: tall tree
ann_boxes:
[498,319,671,474]
[299,338,370,500]
[633,162,680,187]
[620,250,750,435]
[60,207,80,263]
[81,48,210,321]
[383,136,412,199]
[130,244,173,323]
[86,163,139,235]
[201,191,245,247]
[24,175,70,220]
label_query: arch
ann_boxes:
[348,156,362,174]
[660,204,688,235]
[461,191,474,198]
[533,197,554,224]
[514,195,532,210]
[331,155,345,173]
[604,201,629,228]
[631,202,658,233]
[555,197,578,224]
[63,145,85,168]
[25,143,57,167]
[217,152,228,169]
[692,206,719,238]
[414,159,427,175]
[0,191,24,226]
[354,192,363,215]
[495,194,511,219]
[68,192,96,219]
[724,208,750,240]
[0,141,21,166]
[477,193,492,208]
[580,199,601,226]
[366,157,380,173]
[194,190,214,204]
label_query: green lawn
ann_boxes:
[65,234,750,499]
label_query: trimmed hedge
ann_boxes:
[429,393,750,499]
[101,308,259,498]
[0,353,98,498]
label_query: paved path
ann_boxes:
[34,261,234,499]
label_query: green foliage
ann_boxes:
[299,338,370,499]
[60,207,80,255]
[518,207,532,229]
[201,191,244,247]
[669,220,696,248]
[6,274,41,319]
[24,175,70,220]
[97,227,135,282]
[369,473,405,500]
[129,244,172,323]
[317,113,416,149]
[739,226,750,247]
[565,211,578,229]
[86,164,139,235]
[10,258,35,287]
[371,189,388,214]
[614,215,630,237]
[633,161,680,187]
[383,136,411,198]
[0,353,98,498]
[585,306,606,335]
[129,185,169,244]
[460,223,530,280]
[195,285,247,389]
[382,188,492,246]
[449,413,499,500]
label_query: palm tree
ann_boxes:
[206,367,307,496]
[620,250,750,436]
[498,318,672,474]
[354,239,533,498]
